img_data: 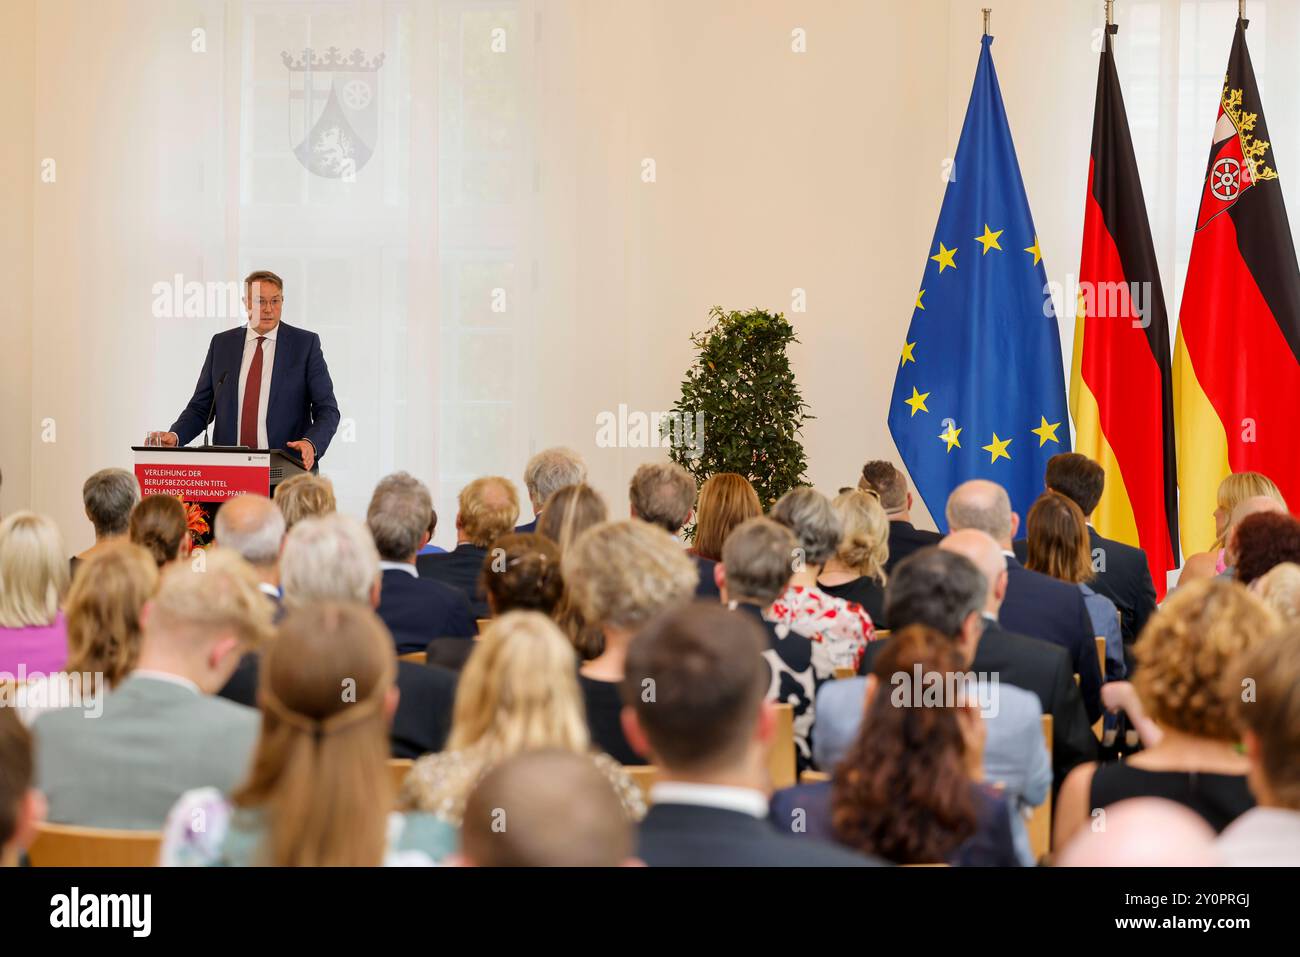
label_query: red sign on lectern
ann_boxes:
[134,449,271,502]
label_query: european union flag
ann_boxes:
[888,34,1070,532]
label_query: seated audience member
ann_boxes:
[129,495,191,568]
[271,473,336,532]
[717,518,818,770]
[213,494,285,607]
[213,495,288,706]
[1231,511,1300,587]
[818,544,1048,863]
[943,530,1097,789]
[858,460,940,574]
[428,533,563,673]
[401,611,644,826]
[1031,453,1157,646]
[629,461,717,599]
[162,602,453,866]
[774,626,1020,866]
[1216,495,1290,580]
[0,512,70,676]
[0,707,44,867]
[70,468,140,580]
[416,476,518,619]
[1056,798,1218,866]
[21,542,158,725]
[766,487,873,677]
[623,603,877,866]
[481,534,564,616]
[416,509,445,556]
[455,750,641,867]
[1216,631,1300,865]
[34,550,271,829]
[1024,491,1124,680]
[563,520,698,764]
[690,472,761,562]
[240,513,458,760]
[1251,562,1300,626]
[517,447,587,533]
[947,480,1101,723]
[367,472,475,654]
[537,483,608,658]
[1055,579,1277,847]
[817,489,890,626]
[1178,471,1285,586]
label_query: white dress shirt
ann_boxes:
[379,561,419,578]
[237,322,278,449]
[648,781,770,819]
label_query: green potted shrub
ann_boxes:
[665,306,812,511]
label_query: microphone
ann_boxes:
[203,372,230,448]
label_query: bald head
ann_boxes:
[940,528,1006,614]
[1056,798,1217,866]
[214,494,285,570]
[946,480,1016,547]
[459,750,635,867]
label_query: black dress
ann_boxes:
[1089,763,1255,832]
[579,673,645,766]
[818,576,887,629]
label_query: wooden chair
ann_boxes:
[873,629,890,640]
[28,823,161,867]
[397,651,426,665]
[799,769,830,784]
[832,666,856,680]
[1095,635,1106,677]
[388,758,415,794]
[768,702,796,790]
[623,765,658,803]
[1025,714,1053,862]
[475,618,491,636]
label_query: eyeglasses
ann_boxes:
[253,297,284,308]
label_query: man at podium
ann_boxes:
[147,271,341,471]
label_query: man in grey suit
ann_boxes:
[35,549,273,830]
[814,540,1049,865]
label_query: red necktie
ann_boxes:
[240,336,267,448]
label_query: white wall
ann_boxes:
[5,0,1274,547]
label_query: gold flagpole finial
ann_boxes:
[982,7,991,35]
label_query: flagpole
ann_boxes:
[982,7,991,35]
[1105,1,1114,27]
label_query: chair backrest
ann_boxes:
[388,758,415,794]
[476,618,491,636]
[622,765,657,803]
[874,629,891,641]
[799,769,831,784]
[28,823,161,867]
[1094,635,1105,676]
[832,666,856,680]
[1025,713,1054,862]
[768,702,796,790]
[397,651,426,665]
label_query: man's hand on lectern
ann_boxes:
[286,439,315,471]
[145,431,178,447]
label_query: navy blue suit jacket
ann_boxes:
[376,568,477,655]
[1000,555,1103,724]
[169,321,341,460]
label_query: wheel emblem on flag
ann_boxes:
[1211,158,1242,201]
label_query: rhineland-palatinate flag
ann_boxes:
[1173,16,1300,555]
[888,34,1071,530]
[1070,24,1178,600]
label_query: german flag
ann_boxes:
[1173,16,1300,557]
[1070,24,1178,599]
